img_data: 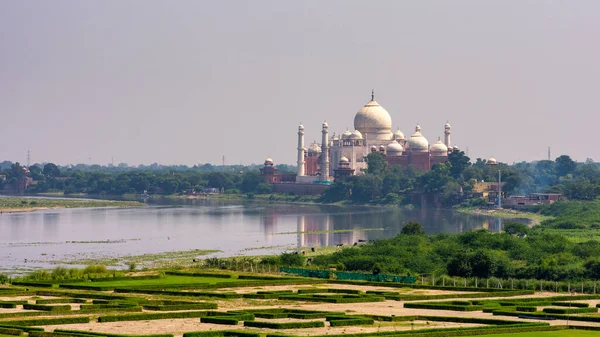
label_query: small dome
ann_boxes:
[332,135,339,141]
[322,121,328,128]
[264,157,274,165]
[453,145,460,151]
[341,129,352,139]
[431,139,448,156]
[379,145,385,151]
[339,156,350,163]
[394,128,405,140]
[445,122,451,129]
[386,140,404,155]
[370,145,377,152]
[299,124,304,130]
[407,125,429,152]
[487,157,498,165]
[349,130,363,140]
[308,142,322,154]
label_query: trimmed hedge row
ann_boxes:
[164,271,233,278]
[113,288,241,299]
[53,329,173,337]
[380,290,536,302]
[36,290,142,302]
[36,299,87,304]
[277,294,385,303]
[22,304,71,312]
[143,303,217,311]
[552,301,589,308]
[543,307,598,314]
[493,310,600,322]
[0,317,90,326]
[200,317,239,325]
[11,282,55,288]
[0,327,23,336]
[183,331,261,337]
[78,307,143,314]
[325,316,374,327]
[88,275,162,282]
[515,306,537,312]
[0,325,44,332]
[403,303,484,312]
[244,320,324,329]
[98,311,209,322]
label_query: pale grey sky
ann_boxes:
[1,1,598,166]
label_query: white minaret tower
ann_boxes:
[444,121,451,148]
[321,121,330,181]
[297,124,305,177]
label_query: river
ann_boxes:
[0,199,532,273]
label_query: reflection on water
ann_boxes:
[0,199,531,272]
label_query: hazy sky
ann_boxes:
[1,1,598,166]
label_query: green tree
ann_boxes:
[448,150,471,179]
[365,152,387,176]
[348,175,382,202]
[503,222,529,236]
[321,182,351,202]
[43,163,61,178]
[401,222,425,235]
[555,155,577,177]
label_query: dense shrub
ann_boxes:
[243,321,324,329]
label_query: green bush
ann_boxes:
[403,303,483,311]
[543,307,598,314]
[142,303,217,311]
[164,271,233,278]
[200,317,239,325]
[0,327,23,336]
[98,311,209,322]
[515,306,537,312]
[0,317,89,326]
[22,304,71,312]
[0,325,44,332]
[53,330,172,337]
[36,298,87,304]
[552,301,589,307]
[243,321,324,329]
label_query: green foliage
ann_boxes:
[98,311,210,322]
[365,152,387,176]
[0,317,89,326]
[243,320,324,329]
[504,222,529,235]
[400,222,425,235]
[279,252,305,267]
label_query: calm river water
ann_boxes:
[0,199,531,273]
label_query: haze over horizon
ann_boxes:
[1,1,598,167]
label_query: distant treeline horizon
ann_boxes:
[1,154,599,206]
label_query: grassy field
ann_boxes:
[0,197,143,211]
[70,274,239,287]
[485,330,600,337]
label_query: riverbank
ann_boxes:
[0,197,144,213]
[456,207,551,224]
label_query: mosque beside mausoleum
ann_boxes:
[261,92,461,195]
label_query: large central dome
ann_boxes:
[353,94,393,141]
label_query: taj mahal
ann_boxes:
[261,91,459,193]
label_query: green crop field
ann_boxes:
[485,330,600,337]
[70,275,240,287]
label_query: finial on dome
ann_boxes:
[371,89,375,101]
[415,124,421,132]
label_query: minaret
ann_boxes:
[444,122,451,147]
[321,121,330,181]
[297,124,305,176]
